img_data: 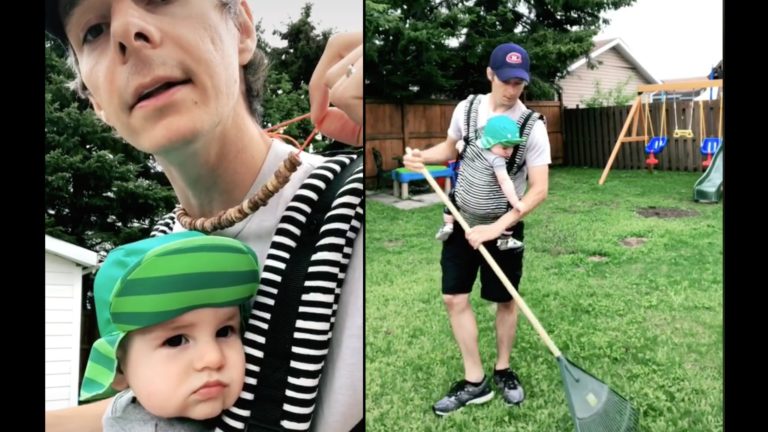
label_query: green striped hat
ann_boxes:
[480,115,524,149]
[79,231,259,402]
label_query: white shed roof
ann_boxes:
[45,235,99,269]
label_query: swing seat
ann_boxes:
[700,137,722,155]
[673,129,694,139]
[645,137,668,154]
[646,152,659,166]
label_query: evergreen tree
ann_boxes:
[45,36,176,254]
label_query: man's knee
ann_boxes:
[442,294,470,312]
[496,300,517,314]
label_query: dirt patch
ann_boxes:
[620,237,647,248]
[637,207,699,218]
[383,239,404,250]
[549,246,568,256]
[588,255,608,262]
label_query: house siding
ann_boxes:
[45,253,83,410]
[559,48,651,108]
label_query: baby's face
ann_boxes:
[491,144,515,158]
[119,306,245,420]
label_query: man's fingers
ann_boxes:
[325,45,363,91]
[309,32,362,125]
[328,50,363,125]
[314,108,362,146]
[403,147,427,171]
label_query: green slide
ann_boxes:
[693,142,724,203]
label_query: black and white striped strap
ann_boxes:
[216,154,363,432]
[506,109,542,176]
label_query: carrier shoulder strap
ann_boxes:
[459,94,483,160]
[506,109,545,176]
[151,152,364,432]
[231,152,362,432]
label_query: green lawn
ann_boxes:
[365,167,723,431]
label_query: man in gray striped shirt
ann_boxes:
[404,42,551,416]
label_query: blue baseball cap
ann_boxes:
[489,43,530,83]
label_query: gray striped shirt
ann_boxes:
[449,95,551,226]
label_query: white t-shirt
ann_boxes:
[173,140,362,432]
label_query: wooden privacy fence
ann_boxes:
[565,99,723,173]
[365,99,563,186]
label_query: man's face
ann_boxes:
[487,68,526,109]
[61,0,254,155]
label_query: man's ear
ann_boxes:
[111,372,128,391]
[89,96,109,125]
[486,67,494,82]
[236,0,258,66]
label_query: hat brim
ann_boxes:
[494,68,530,83]
[79,332,125,402]
[481,135,524,149]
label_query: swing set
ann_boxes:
[598,78,723,185]
[671,93,695,139]
[642,91,667,169]
[699,74,724,168]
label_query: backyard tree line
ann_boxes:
[365,0,635,101]
[45,3,334,255]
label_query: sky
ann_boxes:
[246,0,363,48]
[244,0,721,80]
[596,0,722,81]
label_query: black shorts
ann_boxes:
[440,221,525,303]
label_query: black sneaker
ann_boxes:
[493,369,525,405]
[432,377,494,416]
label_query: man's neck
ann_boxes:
[487,93,520,114]
[157,109,272,219]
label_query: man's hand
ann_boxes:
[309,32,362,146]
[465,222,507,249]
[403,147,425,171]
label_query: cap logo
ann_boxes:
[506,52,522,64]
